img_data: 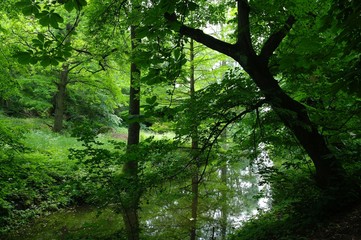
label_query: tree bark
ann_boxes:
[53,23,73,133]
[190,170,199,240]
[220,164,228,240]
[122,24,141,240]
[53,64,68,132]
[189,39,199,240]
[220,130,228,240]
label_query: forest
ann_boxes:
[0,0,360,239]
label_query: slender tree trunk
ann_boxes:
[189,39,199,240]
[220,130,228,240]
[53,64,68,132]
[190,167,199,240]
[220,165,228,240]
[122,24,141,240]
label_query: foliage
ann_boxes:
[1,0,361,239]
[68,123,184,208]
[0,116,79,235]
[2,74,56,117]
[230,156,361,240]
[66,75,123,128]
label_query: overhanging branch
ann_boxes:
[198,98,268,183]
[164,13,239,61]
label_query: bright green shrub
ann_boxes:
[0,118,78,235]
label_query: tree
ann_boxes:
[53,23,72,132]
[122,24,141,240]
[189,38,199,240]
[161,0,345,187]
[11,0,121,131]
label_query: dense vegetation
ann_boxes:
[0,0,360,239]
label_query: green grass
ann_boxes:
[1,115,53,132]
[4,207,125,240]
[23,130,80,161]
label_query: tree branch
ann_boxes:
[198,98,268,183]
[259,15,296,62]
[236,0,255,56]
[164,13,239,62]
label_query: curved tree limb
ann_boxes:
[164,13,240,62]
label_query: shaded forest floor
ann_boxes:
[307,202,361,240]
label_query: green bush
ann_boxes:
[2,75,56,117]
[0,117,78,235]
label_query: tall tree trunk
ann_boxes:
[122,24,141,240]
[53,64,68,132]
[53,23,72,133]
[189,39,199,240]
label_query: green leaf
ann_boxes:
[55,56,66,62]
[49,17,59,28]
[29,57,39,64]
[52,12,64,23]
[37,11,63,28]
[44,41,53,48]
[127,114,146,124]
[64,1,75,12]
[39,17,50,26]
[38,11,51,26]
[79,0,87,6]
[37,33,45,42]
[32,39,43,48]
[136,26,150,39]
[74,0,87,10]
[168,20,181,31]
[173,48,181,60]
[15,0,30,7]
[62,50,72,58]
[22,5,40,16]
[13,51,32,64]
[40,58,51,67]
[50,58,59,66]
[146,96,157,105]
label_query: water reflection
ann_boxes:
[142,143,273,239]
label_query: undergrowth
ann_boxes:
[0,115,140,237]
[229,162,361,240]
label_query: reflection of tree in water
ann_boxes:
[199,145,272,239]
[141,142,273,240]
